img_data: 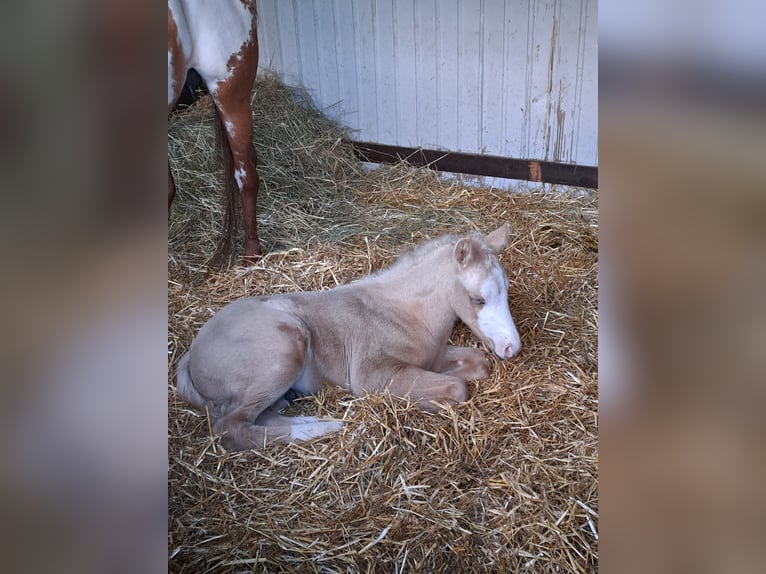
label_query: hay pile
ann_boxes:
[168,73,598,573]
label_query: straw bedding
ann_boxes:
[168,73,598,573]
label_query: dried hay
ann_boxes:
[168,73,598,573]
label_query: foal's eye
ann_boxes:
[470,296,486,306]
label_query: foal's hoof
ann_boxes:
[220,434,246,452]
[475,358,491,380]
[239,253,262,266]
[450,381,469,403]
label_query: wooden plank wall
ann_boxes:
[256,0,597,168]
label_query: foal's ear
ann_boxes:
[454,237,475,268]
[484,223,511,253]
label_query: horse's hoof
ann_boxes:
[241,240,263,263]
[240,254,261,266]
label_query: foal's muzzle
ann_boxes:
[497,340,521,360]
[490,334,521,360]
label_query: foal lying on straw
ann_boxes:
[176,224,522,450]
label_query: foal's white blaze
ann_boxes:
[477,265,521,359]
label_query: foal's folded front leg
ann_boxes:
[380,364,469,413]
[434,346,491,381]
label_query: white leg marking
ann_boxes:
[234,166,246,190]
[167,50,175,106]
[290,420,344,441]
[224,120,236,138]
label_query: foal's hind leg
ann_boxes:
[210,320,311,450]
[255,410,344,442]
[215,398,343,450]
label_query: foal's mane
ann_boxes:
[373,230,491,280]
[387,234,458,270]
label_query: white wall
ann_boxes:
[256,0,597,167]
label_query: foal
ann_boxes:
[176,224,522,450]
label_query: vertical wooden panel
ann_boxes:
[436,0,459,151]
[526,0,557,161]
[352,0,377,140]
[457,0,481,152]
[274,0,300,86]
[569,0,586,164]
[415,0,438,147]
[293,0,321,102]
[314,0,341,112]
[393,0,417,146]
[481,0,506,155]
[333,0,359,127]
[503,1,532,159]
[576,0,598,165]
[256,0,280,72]
[550,0,580,162]
[374,0,397,142]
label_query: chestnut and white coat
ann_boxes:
[168,0,262,258]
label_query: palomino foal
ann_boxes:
[176,224,522,450]
[168,0,262,259]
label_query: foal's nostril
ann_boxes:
[502,343,520,359]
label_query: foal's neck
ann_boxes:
[367,243,459,331]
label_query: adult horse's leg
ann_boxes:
[167,160,176,209]
[167,5,184,212]
[209,35,261,260]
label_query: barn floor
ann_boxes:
[168,74,598,573]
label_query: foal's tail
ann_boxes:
[174,352,207,410]
[211,106,239,269]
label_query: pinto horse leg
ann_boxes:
[373,364,469,413]
[212,96,261,260]
[209,38,261,260]
[167,160,176,209]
